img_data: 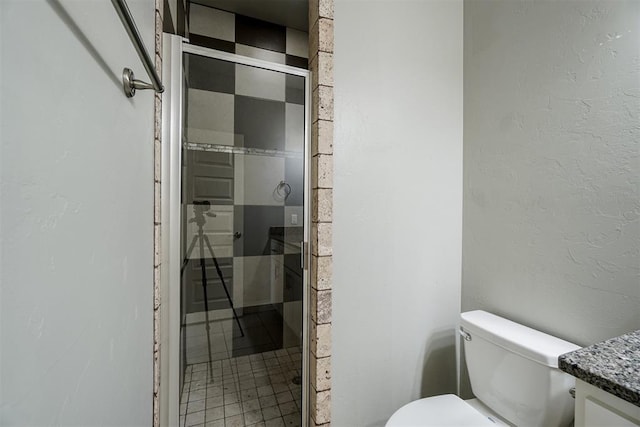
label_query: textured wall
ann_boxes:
[1,0,155,424]
[462,0,640,346]
[332,1,463,425]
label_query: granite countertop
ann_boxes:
[558,330,640,407]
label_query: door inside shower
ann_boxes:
[178,48,307,427]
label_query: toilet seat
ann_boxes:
[385,394,498,426]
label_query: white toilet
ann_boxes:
[386,310,581,427]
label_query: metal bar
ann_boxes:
[111,0,164,93]
[301,58,311,427]
[183,42,309,77]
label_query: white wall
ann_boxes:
[462,0,640,346]
[332,1,463,425]
[0,0,155,424]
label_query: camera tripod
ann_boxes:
[181,202,245,375]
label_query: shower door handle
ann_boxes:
[300,241,308,270]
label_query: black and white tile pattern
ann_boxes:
[181,6,307,414]
[188,4,308,69]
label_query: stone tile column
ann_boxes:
[153,0,163,425]
[308,0,334,424]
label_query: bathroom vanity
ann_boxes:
[559,330,640,426]
[270,227,304,348]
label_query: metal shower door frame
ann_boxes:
[161,33,312,427]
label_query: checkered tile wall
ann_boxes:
[182,4,308,356]
[188,4,309,69]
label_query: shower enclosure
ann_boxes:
[162,35,310,427]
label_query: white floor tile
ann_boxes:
[183,346,302,426]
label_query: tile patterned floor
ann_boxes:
[180,347,302,427]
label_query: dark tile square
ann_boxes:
[234,96,285,151]
[259,306,284,338]
[177,0,186,35]
[234,205,284,257]
[283,254,302,302]
[285,74,305,105]
[232,344,278,357]
[189,34,236,54]
[232,327,274,348]
[233,205,245,256]
[163,0,175,33]
[285,55,308,70]
[235,15,286,53]
[186,53,235,94]
[231,304,283,357]
[284,157,303,206]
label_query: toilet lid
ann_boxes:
[386,394,497,426]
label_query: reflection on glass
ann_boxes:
[179,52,305,426]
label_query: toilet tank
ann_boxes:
[460,310,581,427]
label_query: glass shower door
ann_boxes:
[179,50,306,427]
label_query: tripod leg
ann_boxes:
[181,233,214,378]
[202,234,245,337]
[198,234,214,381]
[199,255,215,381]
[181,235,200,276]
